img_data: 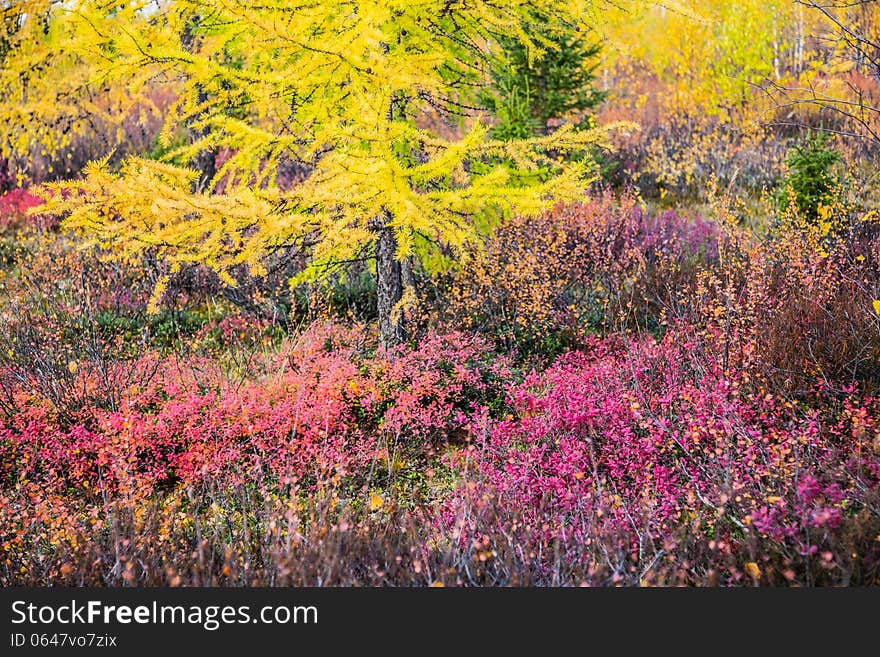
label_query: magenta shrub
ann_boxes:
[450,330,880,583]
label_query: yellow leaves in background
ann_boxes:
[0,1,168,181]
[817,204,834,237]
[744,562,761,580]
[598,0,826,119]
[862,209,880,224]
[147,277,169,316]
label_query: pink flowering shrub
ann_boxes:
[0,323,512,495]
[0,187,45,231]
[449,330,880,584]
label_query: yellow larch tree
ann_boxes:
[33,0,633,346]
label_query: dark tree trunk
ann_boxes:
[376,224,405,349]
[188,86,216,193]
[191,141,216,193]
[181,17,216,194]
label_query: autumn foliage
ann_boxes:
[2,1,880,587]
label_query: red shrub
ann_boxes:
[0,323,512,494]
[448,330,880,584]
[0,188,44,231]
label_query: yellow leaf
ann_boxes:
[744,562,761,580]
[369,494,384,512]
[430,581,444,588]
[873,300,880,316]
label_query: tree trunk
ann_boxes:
[181,17,216,194]
[376,224,405,349]
[191,138,216,193]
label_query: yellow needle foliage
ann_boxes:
[31,0,634,309]
[0,1,165,183]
